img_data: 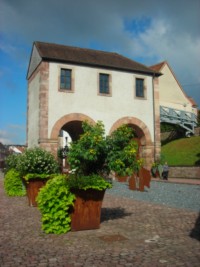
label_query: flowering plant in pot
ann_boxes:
[37,121,112,233]
[66,121,112,231]
[17,147,59,206]
[36,122,142,234]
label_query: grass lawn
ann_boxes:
[161,136,200,166]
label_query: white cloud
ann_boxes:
[1,0,200,106]
[0,130,12,144]
[111,16,200,103]
[0,41,16,55]
[0,125,26,145]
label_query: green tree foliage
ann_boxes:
[67,121,142,177]
[106,125,142,176]
[67,121,108,175]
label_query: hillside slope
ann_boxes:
[161,136,200,166]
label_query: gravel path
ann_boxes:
[108,181,200,212]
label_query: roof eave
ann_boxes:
[41,56,161,77]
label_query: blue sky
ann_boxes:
[0,0,200,145]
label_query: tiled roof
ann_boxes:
[188,97,198,107]
[150,61,166,72]
[34,41,161,76]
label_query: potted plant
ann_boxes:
[67,121,112,231]
[66,174,112,231]
[151,155,165,178]
[36,122,142,234]
[106,125,140,182]
[17,147,59,206]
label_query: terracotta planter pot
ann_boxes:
[70,189,105,231]
[129,174,138,190]
[25,179,47,207]
[116,175,127,182]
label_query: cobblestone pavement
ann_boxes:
[0,171,200,267]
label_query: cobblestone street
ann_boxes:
[0,171,200,267]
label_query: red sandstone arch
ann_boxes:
[109,117,153,146]
[50,113,95,140]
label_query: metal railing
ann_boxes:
[160,106,197,136]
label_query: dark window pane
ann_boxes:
[100,74,109,94]
[60,69,72,90]
[136,78,144,97]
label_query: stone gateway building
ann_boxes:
[26,41,161,169]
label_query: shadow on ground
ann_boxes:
[190,212,200,241]
[101,207,132,222]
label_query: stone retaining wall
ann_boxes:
[194,127,200,136]
[169,166,200,179]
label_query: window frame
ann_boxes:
[98,73,112,96]
[58,66,74,93]
[135,77,147,99]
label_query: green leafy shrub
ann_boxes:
[4,169,26,196]
[5,153,22,172]
[23,173,58,182]
[66,174,112,191]
[18,147,59,176]
[68,121,142,177]
[37,175,75,234]
[106,125,141,176]
[68,121,108,175]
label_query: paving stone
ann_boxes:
[0,171,200,267]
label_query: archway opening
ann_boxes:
[127,123,144,140]
[61,120,84,142]
[58,120,85,172]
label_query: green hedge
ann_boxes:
[4,169,26,196]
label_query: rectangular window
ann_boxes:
[136,78,144,97]
[99,73,109,94]
[60,69,72,90]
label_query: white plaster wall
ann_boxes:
[159,65,194,113]
[27,73,40,147]
[48,63,155,141]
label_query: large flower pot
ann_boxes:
[129,168,151,191]
[116,175,127,182]
[70,189,105,231]
[25,179,47,207]
[129,174,138,190]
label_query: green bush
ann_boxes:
[4,169,26,196]
[67,121,142,177]
[17,147,59,176]
[67,121,108,175]
[106,125,141,176]
[66,174,112,191]
[5,153,22,172]
[37,175,75,234]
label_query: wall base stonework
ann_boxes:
[39,139,58,158]
[194,127,200,136]
[169,166,200,179]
